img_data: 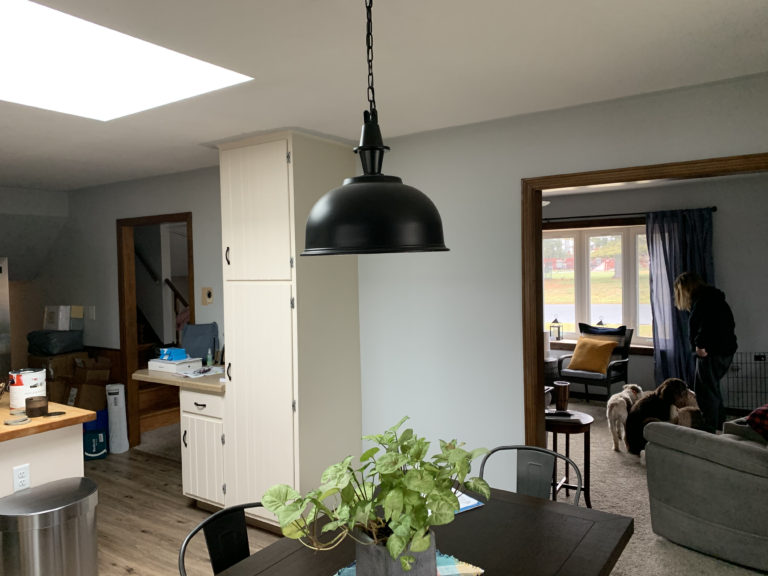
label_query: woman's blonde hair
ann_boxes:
[674,272,706,311]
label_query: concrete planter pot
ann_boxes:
[354,530,436,576]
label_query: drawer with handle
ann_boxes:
[180,389,224,419]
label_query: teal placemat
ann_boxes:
[336,551,482,575]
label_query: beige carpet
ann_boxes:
[558,399,760,575]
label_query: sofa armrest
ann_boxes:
[644,422,768,478]
[724,418,768,445]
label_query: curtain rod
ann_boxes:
[543,206,716,224]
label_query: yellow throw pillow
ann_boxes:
[567,337,618,374]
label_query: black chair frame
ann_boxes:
[178,501,262,576]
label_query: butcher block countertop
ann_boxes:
[132,368,226,395]
[0,396,95,443]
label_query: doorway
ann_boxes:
[521,153,768,446]
[117,213,195,447]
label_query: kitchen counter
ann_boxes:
[0,395,96,498]
[0,396,95,443]
[132,368,226,395]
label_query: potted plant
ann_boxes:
[263,416,491,574]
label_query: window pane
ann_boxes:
[589,235,622,326]
[543,237,575,335]
[637,233,652,338]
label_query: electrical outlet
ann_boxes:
[202,287,214,305]
[13,464,30,492]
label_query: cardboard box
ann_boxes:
[73,356,112,384]
[43,305,85,331]
[47,379,72,404]
[28,351,89,380]
[74,383,108,411]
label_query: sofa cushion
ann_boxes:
[746,404,768,441]
[724,417,768,445]
[567,337,618,374]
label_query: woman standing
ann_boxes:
[674,272,738,433]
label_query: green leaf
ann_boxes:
[275,500,309,527]
[382,488,404,521]
[262,484,300,513]
[319,456,353,490]
[359,446,379,462]
[409,529,431,553]
[387,533,406,561]
[400,554,415,571]
[376,452,407,474]
[464,477,491,500]
[282,520,306,539]
[404,469,435,493]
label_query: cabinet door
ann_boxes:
[181,412,224,505]
[220,139,292,281]
[223,282,295,520]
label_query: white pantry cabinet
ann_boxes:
[219,131,362,525]
[180,389,225,505]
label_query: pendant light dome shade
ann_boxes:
[301,1,447,256]
[302,174,448,255]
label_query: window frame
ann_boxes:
[542,217,652,346]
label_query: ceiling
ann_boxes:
[3,0,768,192]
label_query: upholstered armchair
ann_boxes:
[556,323,633,402]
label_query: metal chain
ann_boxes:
[365,0,376,113]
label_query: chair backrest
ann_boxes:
[178,501,262,575]
[181,322,219,361]
[578,323,633,360]
[478,445,583,506]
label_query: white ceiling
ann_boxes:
[3,0,768,192]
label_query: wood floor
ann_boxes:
[84,449,279,576]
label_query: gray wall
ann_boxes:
[35,167,223,349]
[359,74,768,460]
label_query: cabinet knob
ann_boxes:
[182,430,188,447]
[194,402,207,409]
[225,246,231,265]
[227,363,232,381]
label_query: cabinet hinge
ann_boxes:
[222,483,227,495]
[221,433,225,446]
[286,151,291,164]
[290,296,295,309]
[292,399,297,412]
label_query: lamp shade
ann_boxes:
[302,174,448,255]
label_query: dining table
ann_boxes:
[219,488,633,576]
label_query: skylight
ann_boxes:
[0,0,253,121]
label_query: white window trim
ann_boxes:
[543,225,652,346]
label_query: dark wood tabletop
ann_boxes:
[219,488,633,576]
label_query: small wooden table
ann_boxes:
[219,488,632,576]
[545,410,594,508]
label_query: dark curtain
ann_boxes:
[646,208,714,385]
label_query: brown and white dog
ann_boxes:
[624,378,704,455]
[606,384,644,451]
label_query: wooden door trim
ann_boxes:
[522,152,768,446]
[117,212,195,447]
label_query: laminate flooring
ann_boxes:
[84,449,279,576]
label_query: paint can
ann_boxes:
[8,369,47,411]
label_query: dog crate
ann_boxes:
[722,352,768,413]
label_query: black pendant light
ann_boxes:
[302,0,448,256]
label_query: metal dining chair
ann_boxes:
[479,445,584,506]
[178,501,262,575]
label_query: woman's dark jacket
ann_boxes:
[689,286,738,356]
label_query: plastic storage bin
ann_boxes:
[0,477,98,575]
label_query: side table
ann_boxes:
[545,410,593,508]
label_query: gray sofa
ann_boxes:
[643,420,768,571]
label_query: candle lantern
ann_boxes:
[549,317,563,341]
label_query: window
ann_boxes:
[543,224,651,344]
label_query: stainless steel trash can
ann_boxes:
[0,477,98,576]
